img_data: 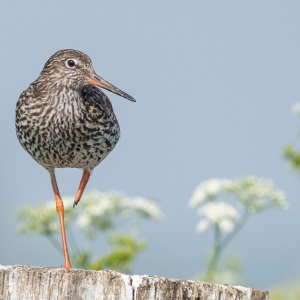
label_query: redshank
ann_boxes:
[15,49,135,268]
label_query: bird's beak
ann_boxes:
[88,73,136,102]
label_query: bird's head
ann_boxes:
[40,49,135,102]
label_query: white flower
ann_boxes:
[226,177,288,212]
[75,190,164,229]
[189,179,231,208]
[129,197,164,221]
[62,197,75,209]
[196,202,240,233]
[196,219,209,232]
[76,190,124,228]
[76,214,90,227]
[218,218,235,233]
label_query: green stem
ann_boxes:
[220,211,250,251]
[204,211,250,282]
[46,233,63,254]
[204,224,222,282]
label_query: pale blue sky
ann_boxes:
[1,0,300,290]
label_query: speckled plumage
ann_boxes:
[15,49,135,268]
[16,49,134,172]
[16,81,119,171]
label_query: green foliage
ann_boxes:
[283,104,300,173]
[89,234,146,273]
[284,144,300,172]
[72,234,147,273]
[16,198,75,236]
[195,253,245,286]
[270,278,300,300]
[73,250,91,270]
[275,106,300,298]
[16,191,163,272]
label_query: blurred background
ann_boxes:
[1,0,300,295]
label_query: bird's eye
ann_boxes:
[66,59,76,68]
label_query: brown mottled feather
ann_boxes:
[15,50,122,172]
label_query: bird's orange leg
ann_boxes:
[50,171,72,269]
[73,170,90,208]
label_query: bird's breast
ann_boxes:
[16,87,120,170]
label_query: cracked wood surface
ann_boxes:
[0,265,269,300]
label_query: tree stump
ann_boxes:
[0,265,268,300]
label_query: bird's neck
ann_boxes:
[37,72,77,91]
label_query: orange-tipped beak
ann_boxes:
[88,73,136,102]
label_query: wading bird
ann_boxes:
[15,49,135,268]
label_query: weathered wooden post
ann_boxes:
[0,265,268,300]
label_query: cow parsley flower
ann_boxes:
[226,177,288,213]
[189,178,231,208]
[196,202,240,233]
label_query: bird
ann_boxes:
[15,49,135,269]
